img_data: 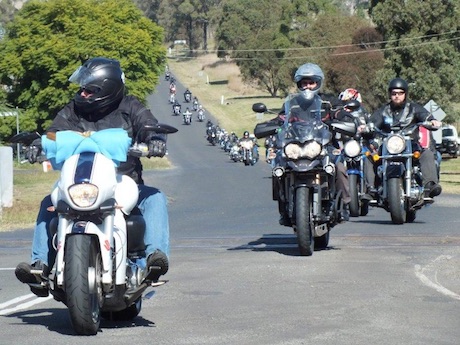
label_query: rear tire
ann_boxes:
[65,235,103,335]
[348,174,360,217]
[295,187,314,256]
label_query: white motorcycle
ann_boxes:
[21,125,176,335]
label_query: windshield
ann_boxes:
[277,93,331,146]
[443,128,454,137]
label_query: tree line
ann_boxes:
[1,0,460,141]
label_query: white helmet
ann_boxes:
[294,63,324,100]
[338,88,362,103]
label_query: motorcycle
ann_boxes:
[172,104,181,116]
[197,108,205,122]
[253,94,356,256]
[183,111,192,125]
[193,100,199,111]
[206,126,218,146]
[184,91,192,103]
[339,103,372,217]
[11,124,177,335]
[370,122,436,224]
[229,143,242,162]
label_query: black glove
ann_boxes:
[25,138,42,164]
[148,139,166,158]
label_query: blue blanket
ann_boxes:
[42,129,132,170]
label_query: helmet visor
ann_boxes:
[69,65,125,87]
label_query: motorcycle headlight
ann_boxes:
[284,141,321,160]
[284,143,302,160]
[68,183,99,207]
[386,135,405,154]
[344,140,361,158]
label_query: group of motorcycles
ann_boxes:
[168,78,205,125]
[205,121,260,166]
[253,93,438,256]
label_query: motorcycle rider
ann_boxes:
[258,63,351,225]
[172,100,181,115]
[335,88,377,198]
[15,57,170,296]
[184,88,192,102]
[368,77,442,198]
[183,107,192,123]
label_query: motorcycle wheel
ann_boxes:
[348,174,360,217]
[295,186,314,256]
[101,298,142,321]
[388,177,406,224]
[65,235,103,335]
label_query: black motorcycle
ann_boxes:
[370,122,436,224]
[253,94,355,256]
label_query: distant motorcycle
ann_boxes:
[184,91,192,103]
[183,111,192,125]
[197,109,205,122]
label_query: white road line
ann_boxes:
[0,294,35,309]
[414,255,460,301]
[0,295,53,316]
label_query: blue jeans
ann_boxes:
[31,185,170,266]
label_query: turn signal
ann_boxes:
[372,154,380,162]
[413,151,421,159]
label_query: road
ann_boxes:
[0,74,459,345]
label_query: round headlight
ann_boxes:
[386,135,405,154]
[284,143,302,159]
[68,183,99,207]
[344,140,361,158]
[301,141,322,159]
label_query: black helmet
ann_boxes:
[388,78,408,95]
[243,131,249,138]
[70,57,125,114]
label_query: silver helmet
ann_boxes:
[294,63,324,101]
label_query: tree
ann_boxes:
[370,0,460,114]
[0,0,166,139]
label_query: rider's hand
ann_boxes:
[431,120,442,129]
[25,138,42,164]
[148,139,166,158]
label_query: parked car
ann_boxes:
[436,124,459,158]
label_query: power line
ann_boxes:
[172,34,460,61]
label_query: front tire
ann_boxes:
[295,187,314,256]
[388,177,405,224]
[65,235,103,335]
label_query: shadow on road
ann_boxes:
[228,233,341,256]
[7,307,156,335]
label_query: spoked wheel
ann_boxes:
[295,186,314,256]
[388,177,406,224]
[65,235,103,335]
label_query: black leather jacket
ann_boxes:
[47,95,159,184]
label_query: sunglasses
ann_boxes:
[391,91,405,96]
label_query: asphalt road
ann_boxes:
[0,74,459,344]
